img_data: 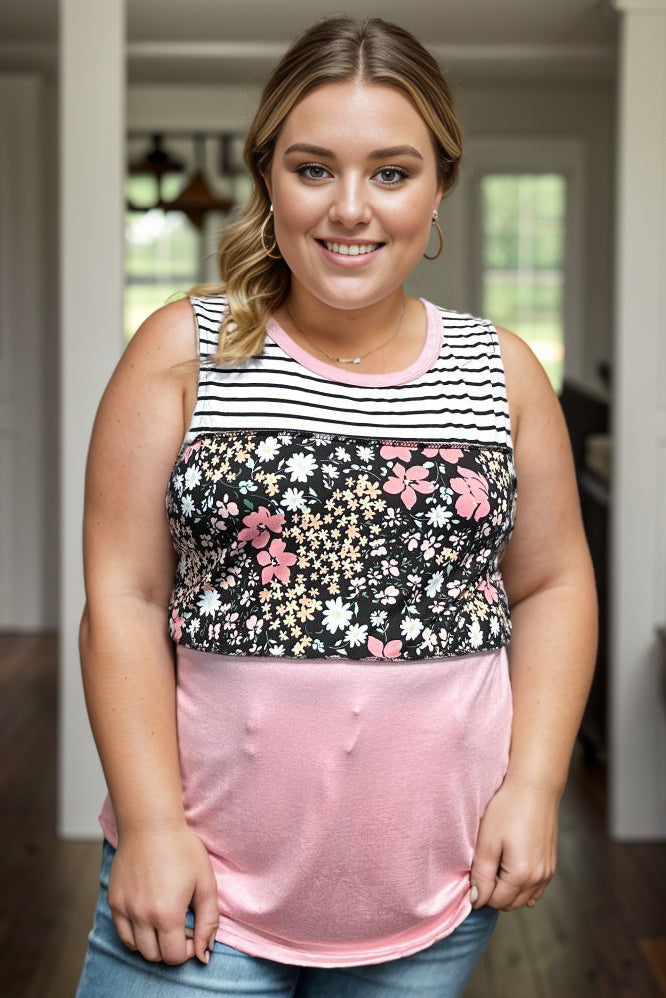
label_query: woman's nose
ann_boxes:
[328,177,372,228]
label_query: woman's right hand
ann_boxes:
[108,824,220,965]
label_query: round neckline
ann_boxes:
[265,299,441,388]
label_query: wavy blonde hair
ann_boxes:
[193,16,463,365]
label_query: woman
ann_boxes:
[76,15,597,998]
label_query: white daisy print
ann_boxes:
[256,436,281,462]
[281,487,307,512]
[198,589,221,617]
[346,623,368,647]
[184,467,202,490]
[426,571,445,598]
[285,451,317,482]
[322,597,353,633]
[426,505,452,528]
[469,620,484,648]
[401,617,423,640]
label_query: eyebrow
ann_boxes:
[283,143,424,161]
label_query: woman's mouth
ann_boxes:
[319,240,382,257]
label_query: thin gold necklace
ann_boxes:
[285,300,406,366]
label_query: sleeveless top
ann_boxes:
[100,294,516,967]
[167,296,516,661]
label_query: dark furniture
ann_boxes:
[559,380,610,760]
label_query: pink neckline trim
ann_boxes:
[265,299,441,388]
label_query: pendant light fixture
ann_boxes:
[159,134,233,229]
[127,133,185,210]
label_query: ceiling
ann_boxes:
[0,0,619,83]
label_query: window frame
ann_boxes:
[467,137,586,388]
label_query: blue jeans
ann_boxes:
[76,841,498,998]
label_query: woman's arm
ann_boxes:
[470,328,598,911]
[80,298,219,964]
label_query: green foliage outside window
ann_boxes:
[124,175,198,340]
[482,174,566,393]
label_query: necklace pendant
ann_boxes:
[285,300,405,370]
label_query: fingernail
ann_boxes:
[470,885,479,904]
[204,948,211,964]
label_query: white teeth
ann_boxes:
[324,241,379,256]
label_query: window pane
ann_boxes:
[481,174,566,393]
[124,175,199,340]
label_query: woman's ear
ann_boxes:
[263,173,273,204]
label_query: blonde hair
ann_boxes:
[195,16,463,364]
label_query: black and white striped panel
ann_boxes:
[187,296,512,447]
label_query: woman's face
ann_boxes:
[265,81,443,313]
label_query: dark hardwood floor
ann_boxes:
[1,633,664,998]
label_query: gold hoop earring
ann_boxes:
[260,204,281,260]
[424,210,444,260]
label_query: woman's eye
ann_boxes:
[375,167,408,185]
[297,164,329,181]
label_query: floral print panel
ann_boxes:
[167,431,517,661]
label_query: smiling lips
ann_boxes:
[320,240,382,257]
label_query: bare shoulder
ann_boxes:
[120,296,198,373]
[99,296,199,430]
[84,297,201,603]
[90,296,200,476]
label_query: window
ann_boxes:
[470,138,584,396]
[481,173,567,393]
[124,132,251,341]
[124,174,199,341]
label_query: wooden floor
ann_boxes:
[1,633,665,998]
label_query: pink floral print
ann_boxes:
[182,440,203,464]
[380,444,415,462]
[257,538,298,584]
[167,430,516,660]
[238,506,285,548]
[170,606,184,642]
[450,467,491,521]
[423,446,464,463]
[383,463,436,510]
[477,576,499,604]
[367,636,403,659]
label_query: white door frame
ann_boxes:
[609,0,666,840]
[58,0,126,837]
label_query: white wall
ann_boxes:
[128,82,263,131]
[59,0,125,837]
[0,73,59,631]
[609,0,666,840]
[42,78,61,628]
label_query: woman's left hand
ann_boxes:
[469,777,559,911]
